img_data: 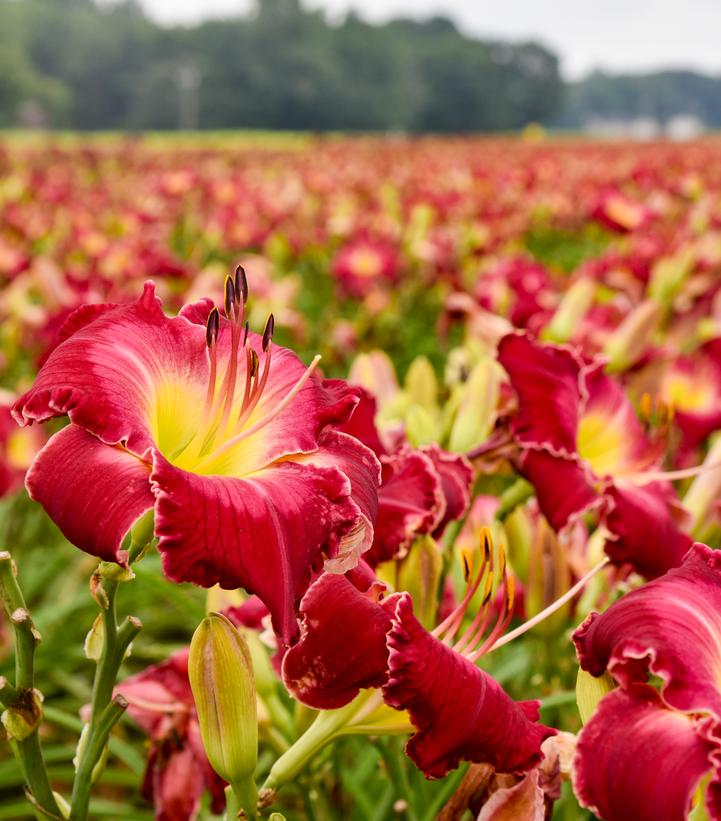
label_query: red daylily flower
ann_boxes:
[13,277,380,643]
[116,650,226,821]
[572,543,721,820]
[498,332,691,578]
[573,684,721,821]
[282,548,555,780]
[337,388,473,566]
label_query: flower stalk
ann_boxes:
[69,566,141,820]
[0,551,61,820]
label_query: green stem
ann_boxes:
[69,579,141,820]
[262,705,354,792]
[0,553,60,819]
[231,776,258,820]
[495,478,534,521]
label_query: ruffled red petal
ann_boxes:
[498,332,584,456]
[604,482,692,578]
[383,595,555,779]
[25,424,154,563]
[517,449,601,532]
[573,685,721,821]
[367,448,444,566]
[151,450,366,645]
[574,543,721,718]
[282,572,399,709]
[421,444,474,537]
[13,282,207,456]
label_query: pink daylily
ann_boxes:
[13,276,380,643]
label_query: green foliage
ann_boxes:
[0,0,563,131]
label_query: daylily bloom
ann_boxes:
[332,234,400,299]
[282,539,556,780]
[116,650,226,821]
[498,332,692,578]
[337,387,473,566]
[572,543,721,820]
[13,275,380,643]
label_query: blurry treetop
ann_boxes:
[0,0,563,131]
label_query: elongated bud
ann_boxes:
[396,535,442,628]
[576,668,615,724]
[603,299,661,373]
[189,613,258,787]
[683,434,721,539]
[448,356,501,453]
[404,355,438,413]
[542,277,597,343]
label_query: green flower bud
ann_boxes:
[576,668,615,725]
[542,277,597,343]
[404,355,438,413]
[448,356,500,453]
[189,613,258,787]
[396,536,442,629]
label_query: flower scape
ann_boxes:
[3,134,721,821]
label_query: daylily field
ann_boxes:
[2,133,721,821]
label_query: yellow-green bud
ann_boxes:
[396,536,442,629]
[404,355,438,413]
[448,356,500,453]
[604,299,661,373]
[576,668,615,725]
[189,612,258,785]
[542,277,597,343]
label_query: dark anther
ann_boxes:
[262,314,275,352]
[249,348,259,377]
[224,276,236,318]
[243,321,249,347]
[206,307,220,347]
[235,265,249,304]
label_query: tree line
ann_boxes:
[0,0,563,131]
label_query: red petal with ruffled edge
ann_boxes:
[574,543,721,718]
[573,685,721,821]
[13,282,208,456]
[604,482,692,578]
[497,333,584,456]
[366,448,444,566]
[421,445,474,538]
[383,595,555,779]
[297,429,380,574]
[282,572,399,709]
[517,449,601,532]
[14,282,360,471]
[334,386,388,456]
[151,451,365,645]
[25,424,154,563]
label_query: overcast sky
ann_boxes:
[136,0,721,79]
